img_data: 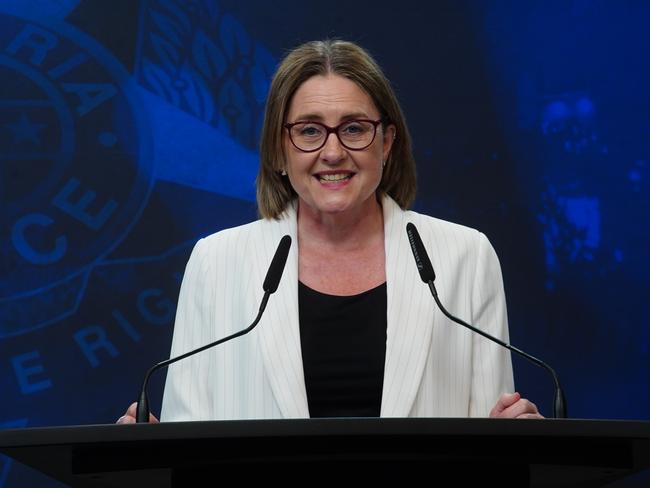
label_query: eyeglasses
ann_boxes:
[284,119,383,152]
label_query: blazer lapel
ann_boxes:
[255,203,310,418]
[380,196,435,417]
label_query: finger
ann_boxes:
[516,412,545,420]
[125,402,138,417]
[116,415,136,425]
[518,399,539,415]
[120,403,160,424]
[502,398,539,418]
[489,392,521,417]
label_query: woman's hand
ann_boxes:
[116,402,160,424]
[489,392,544,419]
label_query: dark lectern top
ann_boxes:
[1,417,650,487]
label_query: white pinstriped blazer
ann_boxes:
[160,195,514,421]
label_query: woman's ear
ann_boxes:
[382,124,396,159]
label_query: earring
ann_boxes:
[382,159,386,168]
[281,169,287,176]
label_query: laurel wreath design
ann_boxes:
[139,0,276,149]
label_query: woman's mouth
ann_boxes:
[316,172,354,182]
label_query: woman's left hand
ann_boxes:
[489,392,544,419]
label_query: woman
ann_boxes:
[118,39,541,423]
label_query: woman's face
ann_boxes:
[283,74,395,220]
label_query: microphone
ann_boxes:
[406,222,567,419]
[135,235,292,423]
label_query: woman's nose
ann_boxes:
[319,132,345,163]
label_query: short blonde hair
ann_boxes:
[256,39,417,219]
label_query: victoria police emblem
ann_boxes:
[0,11,153,338]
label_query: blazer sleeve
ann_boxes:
[160,237,216,421]
[468,232,515,417]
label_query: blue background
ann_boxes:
[0,0,648,486]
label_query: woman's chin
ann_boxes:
[301,194,380,219]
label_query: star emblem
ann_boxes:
[5,113,47,146]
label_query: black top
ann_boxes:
[298,281,387,418]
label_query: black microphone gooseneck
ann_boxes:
[406,222,567,419]
[136,235,292,423]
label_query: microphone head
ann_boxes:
[262,235,292,293]
[406,222,436,283]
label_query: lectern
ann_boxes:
[1,418,649,487]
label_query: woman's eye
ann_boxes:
[341,123,366,135]
[299,125,323,137]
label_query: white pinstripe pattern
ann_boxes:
[160,196,514,421]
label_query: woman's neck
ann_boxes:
[297,194,386,295]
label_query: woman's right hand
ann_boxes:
[116,402,160,424]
